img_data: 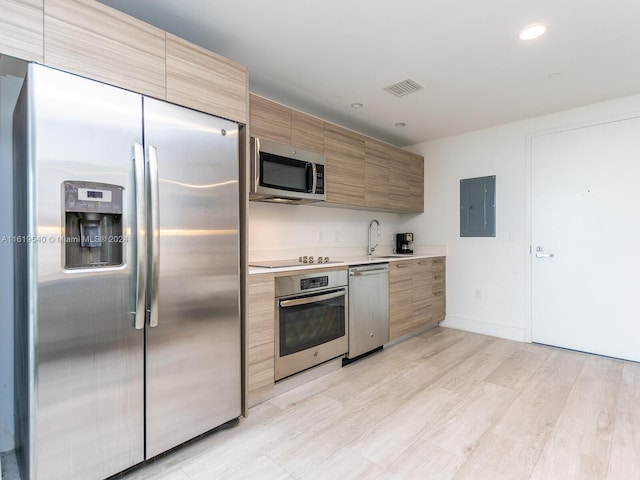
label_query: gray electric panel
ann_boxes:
[460,175,496,237]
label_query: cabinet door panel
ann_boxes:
[250,94,291,143]
[390,289,413,340]
[365,138,390,209]
[44,0,166,99]
[413,259,433,327]
[324,123,365,206]
[247,274,275,404]
[431,257,446,322]
[389,149,411,210]
[389,261,414,340]
[291,110,324,152]
[167,34,247,123]
[408,151,424,212]
[0,0,43,62]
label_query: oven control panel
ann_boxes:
[300,276,329,290]
[275,269,348,297]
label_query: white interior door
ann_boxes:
[531,116,640,362]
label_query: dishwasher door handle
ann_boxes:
[349,269,389,277]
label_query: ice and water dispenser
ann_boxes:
[64,181,124,268]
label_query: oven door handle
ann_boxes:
[279,290,346,308]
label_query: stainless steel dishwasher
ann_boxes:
[346,263,390,359]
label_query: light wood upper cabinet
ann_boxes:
[248,95,423,213]
[388,149,411,211]
[166,34,248,123]
[324,122,366,206]
[250,94,291,144]
[247,273,275,406]
[43,0,166,99]
[291,109,324,153]
[408,151,424,212]
[364,138,390,210]
[250,95,324,152]
[0,0,43,62]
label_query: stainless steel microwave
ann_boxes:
[250,137,326,204]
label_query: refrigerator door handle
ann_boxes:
[148,145,161,327]
[132,143,147,329]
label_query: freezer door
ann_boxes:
[19,64,144,480]
[143,98,241,458]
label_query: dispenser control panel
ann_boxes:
[65,181,123,214]
[78,187,113,203]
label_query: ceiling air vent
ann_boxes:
[384,78,424,97]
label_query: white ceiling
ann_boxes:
[100,0,640,147]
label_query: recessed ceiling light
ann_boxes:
[519,23,546,40]
[548,72,562,80]
[351,102,364,109]
[395,122,406,128]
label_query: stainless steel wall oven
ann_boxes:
[275,270,348,380]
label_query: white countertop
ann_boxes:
[248,253,445,274]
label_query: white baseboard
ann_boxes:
[440,315,527,342]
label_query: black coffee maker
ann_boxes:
[395,233,414,255]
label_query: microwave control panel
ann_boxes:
[315,164,325,194]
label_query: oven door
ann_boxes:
[275,288,348,381]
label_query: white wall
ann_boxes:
[248,201,405,259]
[403,93,640,341]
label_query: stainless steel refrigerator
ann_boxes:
[13,63,241,480]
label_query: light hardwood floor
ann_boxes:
[4,327,639,479]
[118,327,640,480]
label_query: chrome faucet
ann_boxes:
[367,219,381,256]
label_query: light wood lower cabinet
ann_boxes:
[247,273,275,404]
[412,259,433,328]
[390,257,446,341]
[166,34,248,124]
[0,0,43,62]
[43,0,166,99]
[389,260,415,340]
[431,257,446,322]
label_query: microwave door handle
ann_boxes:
[310,162,317,194]
[280,289,346,308]
[251,137,261,189]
